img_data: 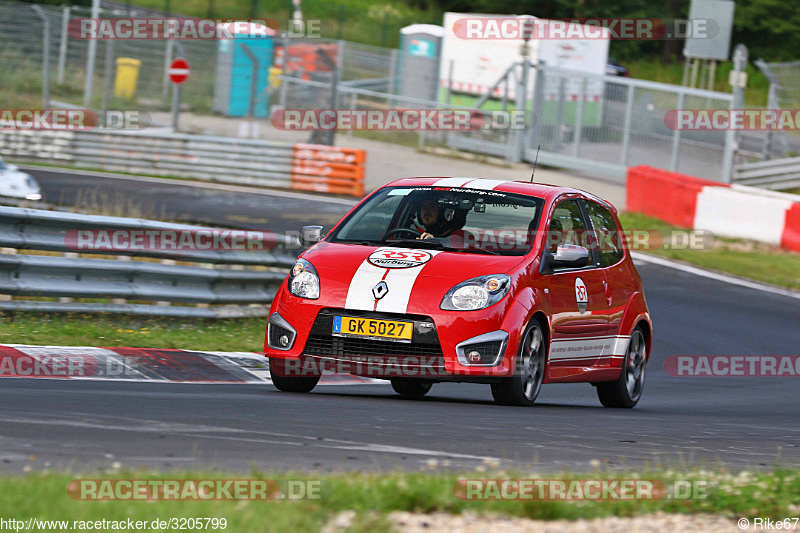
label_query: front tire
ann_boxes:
[269,358,320,393]
[391,379,433,398]
[491,321,546,406]
[597,327,647,408]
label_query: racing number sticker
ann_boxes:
[575,277,588,314]
[368,249,433,269]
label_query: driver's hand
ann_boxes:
[418,232,434,240]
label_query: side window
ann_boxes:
[584,201,624,267]
[548,199,589,270]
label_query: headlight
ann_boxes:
[288,258,320,299]
[441,274,510,311]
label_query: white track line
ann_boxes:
[631,252,800,300]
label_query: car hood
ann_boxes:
[299,242,528,314]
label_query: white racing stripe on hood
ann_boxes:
[432,178,509,190]
[432,178,475,187]
[344,248,440,313]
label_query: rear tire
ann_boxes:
[597,327,647,408]
[491,321,546,406]
[391,379,433,398]
[269,358,320,393]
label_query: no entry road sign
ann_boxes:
[168,58,190,84]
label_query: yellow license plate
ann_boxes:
[333,316,413,341]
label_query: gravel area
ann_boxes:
[325,510,749,532]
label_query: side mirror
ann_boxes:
[539,244,590,275]
[300,225,324,247]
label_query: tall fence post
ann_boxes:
[83,0,100,106]
[528,61,545,159]
[510,60,528,163]
[669,91,685,171]
[722,44,748,183]
[620,85,636,166]
[31,5,51,109]
[102,40,115,126]
[162,39,174,102]
[572,77,586,157]
[762,82,778,160]
[57,5,70,85]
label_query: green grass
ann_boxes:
[0,313,266,352]
[618,212,800,290]
[0,468,798,532]
[624,57,771,108]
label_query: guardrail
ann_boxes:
[0,205,301,318]
[0,130,366,197]
[733,157,800,190]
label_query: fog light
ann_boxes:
[279,335,289,347]
[467,350,482,364]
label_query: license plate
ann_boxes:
[333,316,413,342]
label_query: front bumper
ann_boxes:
[264,285,529,378]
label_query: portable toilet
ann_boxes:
[398,24,445,102]
[213,22,276,117]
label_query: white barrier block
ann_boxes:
[694,186,792,245]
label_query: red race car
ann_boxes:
[264,178,652,407]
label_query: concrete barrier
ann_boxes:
[627,165,800,252]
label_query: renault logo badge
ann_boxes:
[372,281,389,300]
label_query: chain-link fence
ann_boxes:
[752,59,800,160]
[0,1,400,120]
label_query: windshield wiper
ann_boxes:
[385,239,446,249]
[444,247,501,255]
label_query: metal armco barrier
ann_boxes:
[0,130,367,197]
[0,205,301,317]
[733,157,800,190]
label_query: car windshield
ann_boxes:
[328,185,544,256]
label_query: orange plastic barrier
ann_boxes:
[626,166,727,228]
[290,143,366,197]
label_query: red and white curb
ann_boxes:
[0,344,383,386]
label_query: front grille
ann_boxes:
[302,308,444,362]
[304,334,443,358]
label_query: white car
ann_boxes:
[0,157,41,201]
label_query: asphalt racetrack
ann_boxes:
[1,168,798,473]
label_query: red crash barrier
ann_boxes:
[626,166,728,228]
[289,143,366,197]
[782,202,800,252]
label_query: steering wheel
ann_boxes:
[383,227,424,240]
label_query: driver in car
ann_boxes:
[412,198,465,240]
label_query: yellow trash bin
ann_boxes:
[114,58,142,99]
[269,66,282,88]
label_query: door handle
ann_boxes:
[603,280,613,306]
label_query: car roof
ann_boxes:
[382,177,617,213]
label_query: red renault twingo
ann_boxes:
[265,178,652,407]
